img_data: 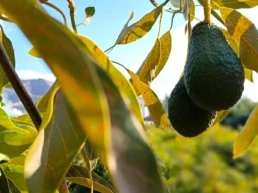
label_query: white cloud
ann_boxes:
[17,70,56,82]
[150,8,258,102]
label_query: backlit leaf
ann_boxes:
[116,3,165,44]
[28,47,40,58]
[0,25,15,89]
[66,165,115,193]
[213,109,229,125]
[233,105,258,158]
[78,35,144,125]
[221,28,239,55]
[0,167,10,193]
[129,70,171,130]
[24,90,86,193]
[220,8,258,72]
[1,0,110,159]
[96,67,165,193]
[82,7,95,26]
[211,0,258,9]
[137,39,161,85]
[244,68,253,82]
[155,31,172,78]
[0,108,36,157]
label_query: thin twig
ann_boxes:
[67,0,77,33]
[112,61,127,70]
[0,15,12,23]
[81,148,94,193]
[41,1,67,26]
[0,43,42,129]
[149,0,174,13]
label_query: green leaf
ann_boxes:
[1,0,110,159]
[234,105,258,158]
[0,108,36,158]
[37,81,60,113]
[213,109,229,125]
[220,8,258,72]
[116,3,165,44]
[129,70,171,130]
[96,67,165,193]
[66,165,116,193]
[0,167,10,193]
[155,31,172,78]
[24,90,86,193]
[78,35,144,125]
[137,39,161,85]
[0,154,28,192]
[0,25,15,89]
[82,7,95,26]
[211,0,258,9]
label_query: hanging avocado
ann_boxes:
[168,77,216,137]
[184,22,244,111]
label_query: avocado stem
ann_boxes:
[203,0,211,24]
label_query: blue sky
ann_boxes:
[1,0,258,102]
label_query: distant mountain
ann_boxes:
[2,79,53,115]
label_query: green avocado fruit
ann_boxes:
[184,22,244,111]
[168,77,216,137]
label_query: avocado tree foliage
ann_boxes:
[0,0,257,192]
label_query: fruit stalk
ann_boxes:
[199,0,211,24]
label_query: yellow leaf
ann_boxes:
[129,70,171,130]
[220,8,258,72]
[212,109,229,125]
[233,105,258,158]
[137,39,161,85]
[211,0,258,9]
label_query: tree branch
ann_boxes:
[0,43,42,129]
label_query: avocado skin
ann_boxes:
[168,78,216,137]
[184,22,244,111]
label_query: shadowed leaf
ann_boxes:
[234,105,258,158]
[7,178,21,193]
[66,165,116,193]
[0,25,15,90]
[0,167,10,193]
[82,7,95,26]
[96,67,165,193]
[137,39,161,85]
[129,70,171,130]
[116,3,165,44]
[220,8,258,72]
[24,90,86,193]
[155,31,172,78]
[78,35,144,125]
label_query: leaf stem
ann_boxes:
[67,0,77,33]
[40,0,67,26]
[149,0,174,13]
[81,147,94,193]
[0,43,42,129]
[157,11,163,38]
